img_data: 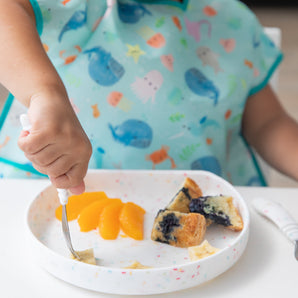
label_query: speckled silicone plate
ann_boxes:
[26,170,249,295]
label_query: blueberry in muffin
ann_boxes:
[151,209,206,248]
[189,195,243,231]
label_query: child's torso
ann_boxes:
[1,0,280,185]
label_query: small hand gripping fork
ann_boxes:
[20,114,81,260]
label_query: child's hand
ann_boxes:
[18,87,92,194]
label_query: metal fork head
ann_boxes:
[62,205,81,260]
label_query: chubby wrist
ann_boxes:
[29,82,69,107]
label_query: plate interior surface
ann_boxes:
[27,170,249,294]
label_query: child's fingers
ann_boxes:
[34,155,73,178]
[18,130,50,155]
[25,144,63,167]
[49,163,88,191]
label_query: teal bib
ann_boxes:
[0,0,282,185]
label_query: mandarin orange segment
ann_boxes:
[98,200,124,240]
[119,202,146,240]
[77,198,120,232]
[55,191,108,221]
[77,198,111,232]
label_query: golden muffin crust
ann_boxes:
[151,209,206,248]
[166,177,203,213]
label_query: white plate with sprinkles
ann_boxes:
[26,169,249,295]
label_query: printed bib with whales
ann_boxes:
[0,0,282,185]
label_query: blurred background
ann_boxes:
[0,1,297,187]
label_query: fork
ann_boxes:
[57,189,81,260]
[20,114,80,260]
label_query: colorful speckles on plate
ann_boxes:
[27,170,249,295]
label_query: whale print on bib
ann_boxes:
[0,0,283,186]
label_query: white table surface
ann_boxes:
[1,179,298,298]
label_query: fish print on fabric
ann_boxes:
[191,156,222,176]
[196,46,223,74]
[185,68,219,105]
[184,116,220,137]
[117,2,152,23]
[83,47,125,86]
[59,7,87,42]
[108,119,153,148]
[0,0,282,187]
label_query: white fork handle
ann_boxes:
[57,188,69,205]
[252,197,298,243]
[20,114,69,205]
[20,114,32,132]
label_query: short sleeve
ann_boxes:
[248,18,283,96]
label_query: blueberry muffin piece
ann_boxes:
[166,177,203,213]
[189,195,243,231]
[151,209,206,248]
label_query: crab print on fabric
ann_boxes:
[146,145,176,169]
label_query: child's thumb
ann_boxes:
[69,181,86,195]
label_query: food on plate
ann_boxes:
[119,202,146,240]
[166,177,203,213]
[189,195,243,231]
[70,248,96,265]
[55,191,109,221]
[188,240,220,261]
[98,200,124,240]
[78,198,118,232]
[151,177,243,248]
[55,191,146,240]
[151,209,206,248]
[123,261,152,269]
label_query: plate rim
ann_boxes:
[26,169,250,294]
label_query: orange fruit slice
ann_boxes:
[119,202,146,240]
[98,200,124,240]
[77,198,120,232]
[55,191,108,221]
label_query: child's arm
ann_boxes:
[242,84,298,182]
[0,0,92,194]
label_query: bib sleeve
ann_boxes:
[29,0,43,35]
[247,14,283,96]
